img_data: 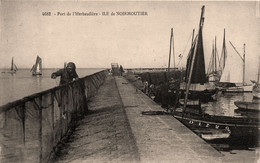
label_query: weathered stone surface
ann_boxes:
[55,75,223,163]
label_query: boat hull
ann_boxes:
[219,85,253,93]
[179,82,217,102]
[252,84,260,99]
[172,109,259,139]
[253,93,260,99]
[234,101,260,111]
[180,89,217,102]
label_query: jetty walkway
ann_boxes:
[54,75,223,163]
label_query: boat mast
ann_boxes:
[243,44,245,85]
[168,28,173,75]
[184,5,205,109]
[223,29,226,67]
[173,30,175,69]
[258,56,260,83]
[214,36,217,73]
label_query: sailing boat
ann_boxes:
[179,5,216,103]
[207,37,220,83]
[2,57,18,74]
[10,57,18,73]
[173,6,259,140]
[218,42,252,93]
[31,55,42,76]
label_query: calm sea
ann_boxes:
[0,68,105,106]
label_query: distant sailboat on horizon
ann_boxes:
[31,55,42,76]
[2,57,18,74]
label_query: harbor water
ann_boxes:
[194,92,260,162]
[0,70,259,162]
[205,92,256,117]
[0,68,105,106]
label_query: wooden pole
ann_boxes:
[214,36,217,72]
[168,28,173,75]
[184,36,198,109]
[173,30,175,69]
[243,43,245,85]
[258,56,260,82]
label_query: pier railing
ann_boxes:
[0,70,108,163]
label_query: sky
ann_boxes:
[0,1,259,81]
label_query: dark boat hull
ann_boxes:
[172,109,259,139]
[234,101,260,112]
[180,89,217,102]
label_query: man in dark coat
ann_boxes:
[119,65,124,76]
[51,62,79,85]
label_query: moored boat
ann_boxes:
[252,83,260,99]
[173,109,259,138]
[218,39,252,93]
[234,100,260,112]
[172,5,260,140]
[179,6,216,103]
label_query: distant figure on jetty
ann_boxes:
[119,65,124,76]
[51,62,79,85]
[144,80,149,94]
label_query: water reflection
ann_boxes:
[32,75,42,88]
[202,92,259,152]
[205,92,254,117]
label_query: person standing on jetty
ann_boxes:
[119,65,124,76]
[51,62,79,85]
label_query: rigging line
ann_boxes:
[229,41,244,61]
[177,32,193,67]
